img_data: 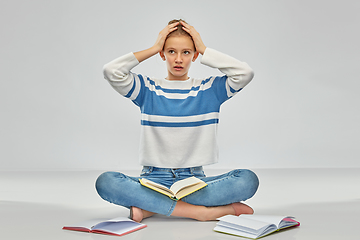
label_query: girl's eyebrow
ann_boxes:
[164,46,194,52]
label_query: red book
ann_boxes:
[63,217,146,237]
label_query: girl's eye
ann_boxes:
[184,51,190,55]
[169,50,175,54]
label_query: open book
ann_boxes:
[62,217,146,237]
[214,214,300,239]
[139,176,207,200]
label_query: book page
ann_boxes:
[175,182,207,199]
[63,218,107,230]
[217,215,272,231]
[215,215,299,239]
[240,215,294,228]
[278,218,299,229]
[169,177,205,194]
[216,215,278,238]
[214,225,258,239]
[92,218,146,236]
[140,179,174,195]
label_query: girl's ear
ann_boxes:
[159,51,166,61]
[192,51,200,62]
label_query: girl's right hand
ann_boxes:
[153,21,180,52]
[134,22,179,63]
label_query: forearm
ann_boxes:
[201,48,254,89]
[103,45,161,96]
[103,52,139,96]
[134,46,160,63]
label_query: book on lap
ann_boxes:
[214,214,300,239]
[139,176,207,200]
[62,217,146,236]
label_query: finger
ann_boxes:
[161,25,177,35]
[169,21,180,27]
[180,21,194,31]
[180,22,189,30]
[181,25,189,31]
[181,24,195,34]
[181,26,192,34]
[169,26,178,32]
[180,20,189,27]
[168,22,180,31]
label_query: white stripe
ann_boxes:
[142,112,219,123]
[144,77,216,100]
[129,74,141,100]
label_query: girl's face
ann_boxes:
[160,35,199,81]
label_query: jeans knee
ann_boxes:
[231,169,259,197]
[95,171,124,197]
[95,172,110,196]
[248,170,259,190]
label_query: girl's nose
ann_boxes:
[175,54,182,63]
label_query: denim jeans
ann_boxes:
[95,166,259,216]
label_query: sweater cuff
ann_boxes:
[126,52,140,70]
[200,48,221,68]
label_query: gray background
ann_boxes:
[1,0,359,171]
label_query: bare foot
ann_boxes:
[171,200,254,221]
[130,206,155,223]
[231,202,254,216]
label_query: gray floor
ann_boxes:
[1,168,359,239]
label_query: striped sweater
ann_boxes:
[103,48,254,168]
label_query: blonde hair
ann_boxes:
[165,19,195,50]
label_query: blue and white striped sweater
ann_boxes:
[103,48,254,168]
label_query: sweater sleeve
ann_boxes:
[103,52,140,98]
[200,48,254,100]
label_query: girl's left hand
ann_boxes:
[180,21,206,55]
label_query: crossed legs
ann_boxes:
[96,169,259,223]
[131,200,254,222]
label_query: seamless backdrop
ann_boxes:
[1,0,359,170]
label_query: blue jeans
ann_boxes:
[95,166,259,216]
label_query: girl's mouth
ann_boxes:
[174,66,183,71]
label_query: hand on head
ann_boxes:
[154,20,206,55]
[153,21,180,53]
[179,21,206,55]
[133,20,205,64]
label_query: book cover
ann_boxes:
[63,217,146,236]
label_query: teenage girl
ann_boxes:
[96,20,259,223]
